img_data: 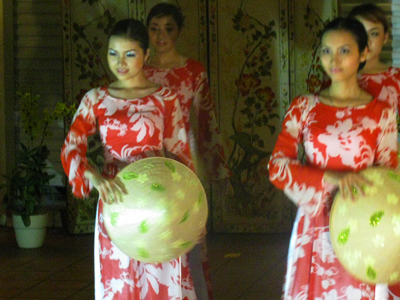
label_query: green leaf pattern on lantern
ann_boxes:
[338,227,350,245]
[123,172,138,180]
[172,239,187,248]
[151,183,165,192]
[164,161,176,173]
[138,247,150,259]
[388,170,400,182]
[111,212,119,226]
[159,230,172,240]
[179,241,193,249]
[367,266,377,280]
[191,192,204,214]
[139,220,149,233]
[180,210,190,224]
[387,193,399,205]
[198,192,204,206]
[392,215,400,236]
[370,211,384,227]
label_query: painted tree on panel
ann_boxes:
[68,1,115,103]
[304,1,331,93]
[227,3,280,217]
[63,0,117,233]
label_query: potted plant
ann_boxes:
[0,87,76,248]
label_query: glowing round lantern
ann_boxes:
[103,157,208,263]
[330,167,400,284]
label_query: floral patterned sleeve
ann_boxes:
[61,88,98,198]
[385,67,400,114]
[268,96,330,216]
[162,89,194,172]
[375,105,398,168]
[192,67,231,180]
[358,67,400,113]
[394,69,400,114]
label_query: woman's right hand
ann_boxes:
[323,170,372,200]
[84,168,127,204]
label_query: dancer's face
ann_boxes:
[107,36,149,82]
[320,30,367,82]
[148,16,180,54]
[356,17,389,62]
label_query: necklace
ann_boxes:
[327,88,362,108]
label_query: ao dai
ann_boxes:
[61,86,197,300]
[268,94,398,300]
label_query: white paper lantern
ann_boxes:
[330,167,400,284]
[103,157,208,263]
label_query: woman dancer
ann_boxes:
[349,3,400,113]
[143,3,229,181]
[268,17,398,299]
[143,3,229,299]
[61,18,198,299]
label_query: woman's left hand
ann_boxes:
[324,170,372,200]
[84,167,127,204]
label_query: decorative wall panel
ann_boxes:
[209,0,336,232]
[291,0,337,97]
[209,0,292,232]
[62,0,336,233]
[394,0,400,67]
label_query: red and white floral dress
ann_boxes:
[61,86,197,300]
[358,67,400,112]
[144,59,230,300]
[268,94,399,300]
[143,59,230,181]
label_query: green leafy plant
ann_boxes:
[0,87,76,227]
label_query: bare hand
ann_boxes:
[84,168,127,204]
[323,170,372,200]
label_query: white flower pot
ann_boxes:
[12,213,48,248]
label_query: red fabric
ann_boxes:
[144,59,225,300]
[268,94,399,299]
[144,59,230,181]
[358,67,400,113]
[61,86,197,299]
